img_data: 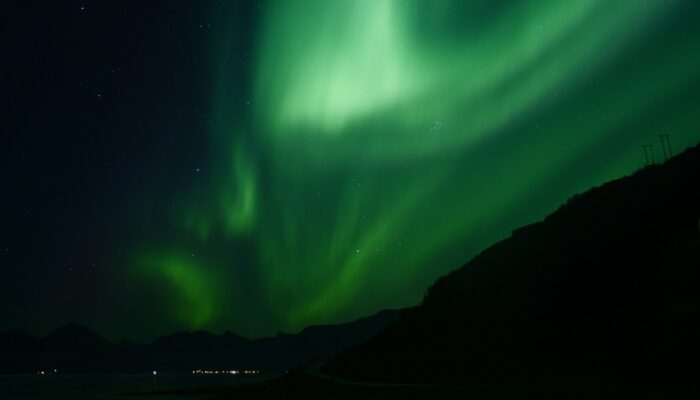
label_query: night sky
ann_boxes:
[2,0,700,342]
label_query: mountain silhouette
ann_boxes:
[0,309,400,373]
[41,322,112,353]
[142,309,402,372]
[33,322,114,372]
[0,330,37,351]
[323,143,700,384]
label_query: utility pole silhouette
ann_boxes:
[658,134,672,161]
[642,145,656,166]
[658,136,668,161]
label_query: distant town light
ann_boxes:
[192,369,252,376]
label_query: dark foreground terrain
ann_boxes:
[325,143,700,385]
[131,363,698,399]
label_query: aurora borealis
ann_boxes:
[3,0,700,341]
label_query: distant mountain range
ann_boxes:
[0,309,400,373]
[324,143,700,384]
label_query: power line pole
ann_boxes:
[659,134,672,159]
[642,145,656,166]
[658,135,668,162]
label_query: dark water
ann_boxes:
[0,373,272,400]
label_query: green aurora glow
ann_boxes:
[130,0,700,338]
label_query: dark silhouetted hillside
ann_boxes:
[0,330,38,351]
[143,309,402,372]
[0,330,39,373]
[41,322,112,353]
[323,143,700,384]
[0,309,400,373]
[38,322,115,372]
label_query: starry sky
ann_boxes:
[2,0,700,342]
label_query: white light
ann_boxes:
[152,370,157,376]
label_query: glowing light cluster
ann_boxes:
[192,369,259,375]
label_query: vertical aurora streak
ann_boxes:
[129,0,700,337]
